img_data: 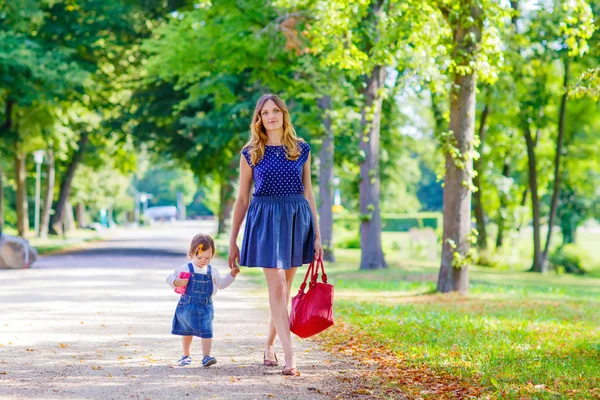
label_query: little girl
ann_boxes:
[167,233,239,367]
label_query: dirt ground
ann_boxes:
[0,224,371,400]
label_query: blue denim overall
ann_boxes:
[171,263,214,338]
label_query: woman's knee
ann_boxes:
[264,270,287,299]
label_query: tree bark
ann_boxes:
[523,120,544,272]
[473,103,490,250]
[40,149,55,239]
[0,163,4,237]
[437,3,482,294]
[495,160,511,248]
[1,99,15,133]
[542,57,569,264]
[76,203,86,229]
[359,65,387,270]
[430,87,447,136]
[15,151,29,237]
[318,95,335,262]
[217,157,238,235]
[50,133,89,235]
[0,98,15,238]
[64,200,75,233]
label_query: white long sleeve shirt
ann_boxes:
[166,263,235,296]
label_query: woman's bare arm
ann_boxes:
[302,153,323,247]
[228,156,253,267]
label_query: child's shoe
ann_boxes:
[177,355,192,366]
[202,356,217,367]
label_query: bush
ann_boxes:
[476,250,501,268]
[549,244,590,275]
[337,235,361,249]
[335,212,442,233]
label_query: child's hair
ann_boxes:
[188,234,216,258]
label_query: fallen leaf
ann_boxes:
[0,372,6,375]
[80,322,84,324]
[118,356,125,360]
[91,366,103,370]
[59,343,68,348]
[107,372,112,378]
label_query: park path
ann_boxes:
[0,223,367,400]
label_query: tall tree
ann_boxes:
[317,95,335,262]
[429,0,511,292]
[436,2,483,293]
[40,148,55,239]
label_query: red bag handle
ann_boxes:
[298,258,328,294]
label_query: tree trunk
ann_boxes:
[0,163,4,237]
[430,87,447,136]
[50,133,89,235]
[495,160,511,248]
[217,157,238,235]
[40,149,55,239]
[1,98,15,238]
[542,58,569,264]
[15,151,29,237]
[473,103,490,250]
[359,65,387,270]
[76,203,86,229]
[64,200,75,233]
[318,95,335,262]
[437,3,482,294]
[523,120,544,272]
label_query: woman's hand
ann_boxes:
[314,237,324,260]
[228,242,240,269]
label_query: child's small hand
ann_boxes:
[174,278,189,287]
[230,267,240,277]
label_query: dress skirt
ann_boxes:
[240,195,315,269]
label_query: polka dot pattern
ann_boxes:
[241,142,310,196]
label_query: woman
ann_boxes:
[228,94,323,376]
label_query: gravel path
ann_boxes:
[0,224,366,400]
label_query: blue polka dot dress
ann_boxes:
[240,141,315,269]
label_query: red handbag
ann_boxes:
[289,258,334,338]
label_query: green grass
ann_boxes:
[219,241,600,398]
[28,230,104,255]
[323,250,600,399]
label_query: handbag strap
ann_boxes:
[298,260,316,293]
[298,258,329,294]
[309,258,328,287]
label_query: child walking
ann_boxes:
[167,234,239,367]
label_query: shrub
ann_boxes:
[549,244,590,275]
[338,235,361,249]
[476,249,501,268]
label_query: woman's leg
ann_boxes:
[264,268,297,360]
[182,336,193,356]
[263,268,296,369]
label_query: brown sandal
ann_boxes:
[282,365,298,376]
[263,351,278,367]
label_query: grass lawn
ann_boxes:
[215,235,600,399]
[2,226,105,255]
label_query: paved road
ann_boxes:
[0,223,362,400]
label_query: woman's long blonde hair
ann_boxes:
[243,94,303,166]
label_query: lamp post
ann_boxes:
[33,150,45,237]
